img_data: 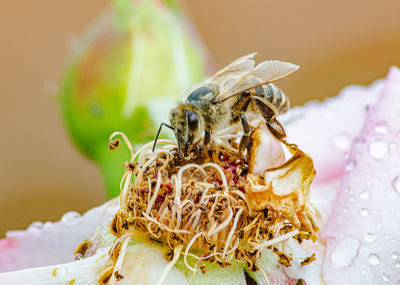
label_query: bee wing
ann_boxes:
[216,60,299,103]
[209,53,256,82]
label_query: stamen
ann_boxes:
[156,245,183,285]
[252,230,299,250]
[102,128,318,279]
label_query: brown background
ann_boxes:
[1,0,399,237]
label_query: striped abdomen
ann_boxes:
[250,83,289,115]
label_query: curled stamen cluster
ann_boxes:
[103,130,318,279]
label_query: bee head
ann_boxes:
[169,106,201,153]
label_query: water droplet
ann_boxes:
[392,251,400,260]
[27,221,43,232]
[343,207,349,213]
[392,176,400,194]
[360,208,369,217]
[369,140,388,160]
[360,191,370,200]
[374,122,389,134]
[333,134,351,151]
[330,237,360,269]
[43,221,53,229]
[381,272,391,282]
[364,232,377,243]
[395,261,400,269]
[368,253,380,266]
[376,223,383,229]
[345,160,356,171]
[349,197,355,203]
[361,268,366,275]
[61,211,81,225]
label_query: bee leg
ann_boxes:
[252,98,275,122]
[238,113,251,153]
[252,98,286,140]
[267,120,286,140]
[204,129,212,146]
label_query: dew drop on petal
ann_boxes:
[27,221,43,232]
[349,197,355,203]
[374,122,389,134]
[392,251,400,260]
[360,191,370,200]
[333,134,351,151]
[360,208,369,217]
[368,253,380,266]
[345,160,356,171]
[395,261,400,269]
[330,237,360,269]
[392,176,400,194]
[61,211,81,225]
[364,232,377,243]
[369,140,388,160]
[361,268,366,275]
[43,221,53,229]
[381,272,391,282]
[376,223,383,229]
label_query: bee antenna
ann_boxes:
[153,122,174,152]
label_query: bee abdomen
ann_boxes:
[250,83,289,114]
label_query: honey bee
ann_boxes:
[153,53,299,157]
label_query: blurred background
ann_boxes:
[1,0,399,237]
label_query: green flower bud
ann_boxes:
[60,0,207,197]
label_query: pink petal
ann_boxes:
[322,67,400,284]
[0,202,116,273]
[283,80,383,183]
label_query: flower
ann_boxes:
[0,67,399,284]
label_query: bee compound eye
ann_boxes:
[185,110,199,132]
